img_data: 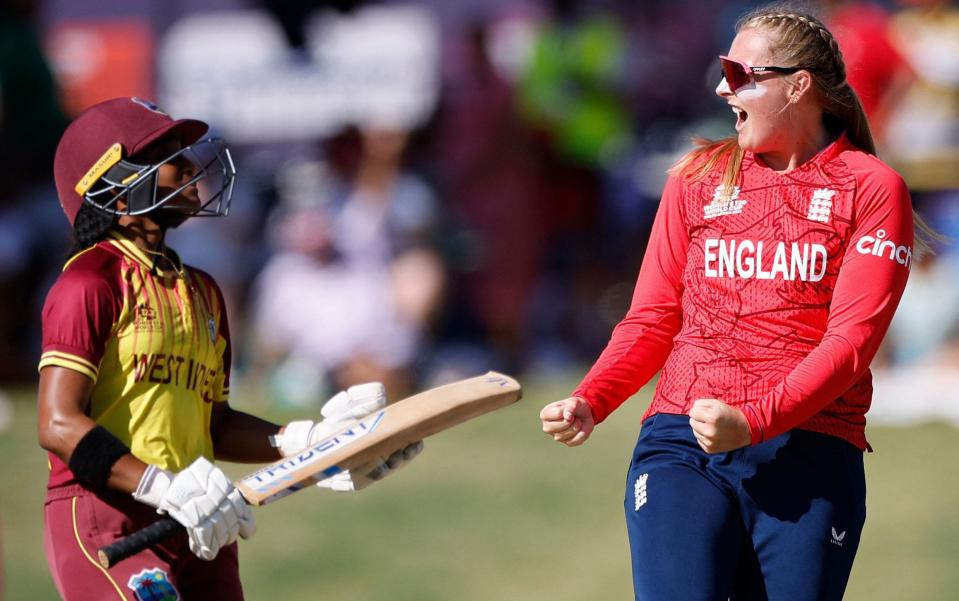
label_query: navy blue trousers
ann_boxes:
[625,414,866,601]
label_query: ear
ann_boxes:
[791,70,815,103]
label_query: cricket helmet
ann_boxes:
[53,97,235,225]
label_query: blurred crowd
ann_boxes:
[0,0,956,421]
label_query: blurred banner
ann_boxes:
[45,20,155,116]
[157,5,439,142]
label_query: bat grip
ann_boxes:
[97,517,182,569]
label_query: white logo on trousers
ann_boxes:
[634,473,649,510]
[830,526,846,546]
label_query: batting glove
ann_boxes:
[273,382,424,492]
[133,457,256,560]
[316,440,424,492]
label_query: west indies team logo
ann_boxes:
[127,567,179,601]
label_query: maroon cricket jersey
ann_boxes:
[39,231,232,489]
[573,136,913,450]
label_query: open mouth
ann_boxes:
[732,106,748,130]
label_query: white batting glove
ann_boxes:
[133,457,256,560]
[316,440,424,492]
[272,382,424,492]
[274,382,388,457]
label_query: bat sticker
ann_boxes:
[241,410,386,493]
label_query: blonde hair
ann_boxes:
[672,3,941,256]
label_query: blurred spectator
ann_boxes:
[821,0,915,148]
[884,0,959,189]
[327,128,442,273]
[4,0,954,397]
[429,17,550,373]
[871,221,959,426]
[512,2,634,368]
[517,0,632,168]
[331,126,446,385]
[250,125,445,405]
[849,0,959,429]
[0,1,66,189]
[0,0,68,380]
[882,251,959,366]
[157,1,442,399]
[870,319,959,427]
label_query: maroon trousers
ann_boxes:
[44,485,244,600]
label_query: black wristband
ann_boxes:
[68,425,131,491]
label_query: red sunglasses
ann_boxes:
[719,55,803,91]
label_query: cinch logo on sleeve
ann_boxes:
[855,229,912,269]
[703,239,828,281]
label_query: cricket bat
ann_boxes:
[97,371,521,568]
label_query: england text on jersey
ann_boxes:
[703,239,828,281]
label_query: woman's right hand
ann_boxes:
[539,397,595,447]
[274,382,424,492]
[136,457,256,560]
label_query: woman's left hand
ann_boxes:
[688,399,751,454]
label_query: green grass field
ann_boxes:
[2,374,957,600]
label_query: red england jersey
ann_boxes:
[573,136,913,450]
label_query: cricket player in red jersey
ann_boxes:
[39,97,421,600]
[540,6,935,600]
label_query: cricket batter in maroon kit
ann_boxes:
[39,97,421,600]
[541,5,939,600]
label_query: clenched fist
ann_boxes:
[540,397,595,447]
[688,398,751,454]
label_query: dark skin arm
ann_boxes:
[39,367,284,499]
[37,366,147,494]
[210,402,284,463]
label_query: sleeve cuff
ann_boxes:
[38,351,99,382]
[571,387,606,425]
[741,403,765,445]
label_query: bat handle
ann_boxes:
[97,517,182,569]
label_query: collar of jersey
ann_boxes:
[746,132,851,175]
[105,229,185,276]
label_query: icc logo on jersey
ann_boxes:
[704,185,747,219]
[134,304,161,332]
